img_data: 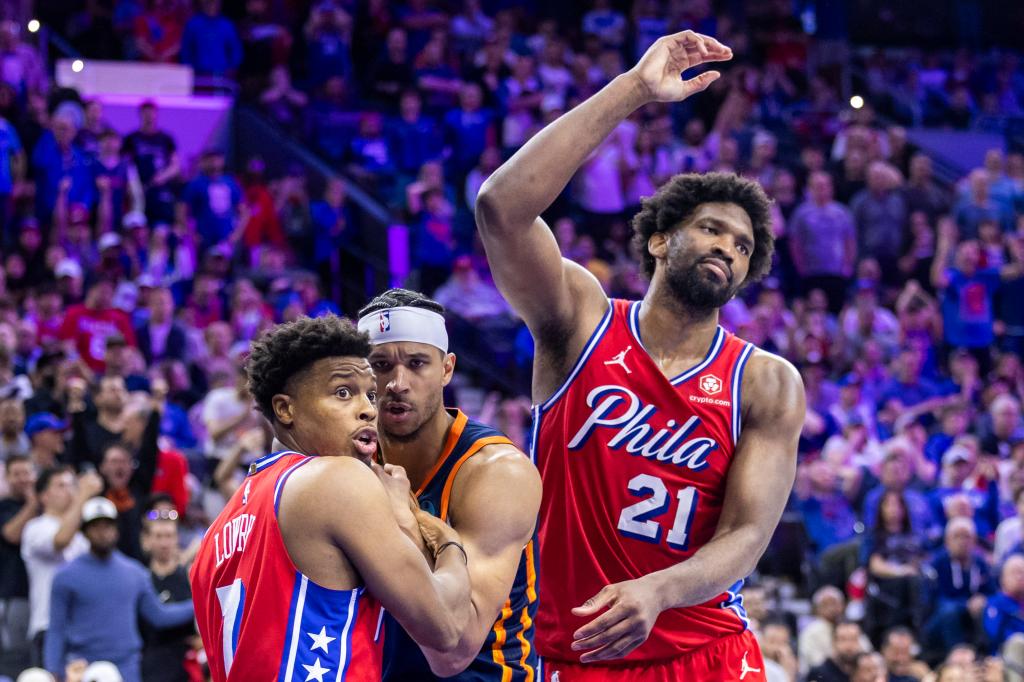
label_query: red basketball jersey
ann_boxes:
[191,451,385,681]
[531,299,757,663]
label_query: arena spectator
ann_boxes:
[181,149,242,252]
[984,554,1024,654]
[799,586,848,671]
[179,0,241,79]
[139,509,194,682]
[122,101,179,226]
[44,496,193,682]
[807,619,869,682]
[0,396,28,460]
[879,627,930,681]
[25,413,66,472]
[789,171,857,313]
[135,287,186,365]
[22,468,101,666]
[922,517,994,655]
[0,455,35,674]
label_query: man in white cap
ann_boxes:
[44,497,193,682]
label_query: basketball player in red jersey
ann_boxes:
[475,31,807,681]
[190,315,472,681]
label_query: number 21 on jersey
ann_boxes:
[617,474,699,551]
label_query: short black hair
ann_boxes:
[247,315,372,421]
[5,454,30,472]
[630,172,774,284]
[358,288,445,318]
[35,465,72,496]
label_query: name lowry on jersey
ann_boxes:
[214,513,256,567]
[567,385,721,471]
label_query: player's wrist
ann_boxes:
[617,71,655,109]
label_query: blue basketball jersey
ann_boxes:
[382,409,539,682]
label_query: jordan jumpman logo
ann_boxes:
[739,651,761,679]
[604,346,633,374]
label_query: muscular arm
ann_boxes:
[572,352,804,662]
[419,447,542,677]
[475,32,730,362]
[650,353,803,606]
[282,458,471,651]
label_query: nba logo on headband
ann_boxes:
[379,312,390,333]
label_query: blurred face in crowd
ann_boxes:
[459,83,483,112]
[1002,555,1024,599]
[149,288,174,324]
[86,281,114,310]
[95,376,128,414]
[32,426,65,457]
[814,587,844,622]
[880,491,906,530]
[741,585,767,623]
[369,340,454,442]
[99,132,121,158]
[651,202,754,312]
[140,104,158,130]
[84,518,119,556]
[53,115,77,148]
[386,28,407,60]
[882,631,914,673]
[968,170,988,201]
[909,154,932,183]
[100,444,133,490]
[991,397,1021,437]
[954,240,980,275]
[399,91,421,120]
[143,518,179,564]
[944,520,976,560]
[833,622,864,667]
[5,459,35,500]
[760,623,792,662]
[808,172,834,205]
[205,321,233,356]
[40,470,75,514]
[0,398,24,437]
[20,224,41,252]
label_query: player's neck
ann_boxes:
[380,408,456,491]
[640,282,721,359]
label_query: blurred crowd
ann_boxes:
[0,0,1020,681]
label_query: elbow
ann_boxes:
[425,636,476,677]
[428,616,463,653]
[473,182,501,232]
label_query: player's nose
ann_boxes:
[387,365,410,394]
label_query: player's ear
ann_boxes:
[272,394,294,426]
[441,352,456,387]
[648,232,669,260]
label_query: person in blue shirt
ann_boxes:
[443,82,495,178]
[930,444,1001,542]
[922,517,995,656]
[389,90,443,180]
[932,222,1023,369]
[44,497,193,682]
[179,0,241,78]
[924,403,971,467]
[30,113,96,226]
[984,554,1024,654]
[181,149,241,251]
[0,113,23,239]
[862,451,938,543]
[876,346,942,412]
[304,0,353,89]
[799,460,858,555]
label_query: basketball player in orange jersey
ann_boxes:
[357,288,542,681]
[190,315,472,681]
[475,31,806,681]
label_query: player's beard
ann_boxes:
[379,389,445,443]
[665,255,739,312]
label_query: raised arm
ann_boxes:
[418,446,542,677]
[571,351,804,662]
[475,31,731,343]
[282,458,471,652]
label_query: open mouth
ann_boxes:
[352,427,378,457]
[383,402,412,419]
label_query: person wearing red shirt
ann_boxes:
[58,279,137,373]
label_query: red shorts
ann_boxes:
[541,630,767,682]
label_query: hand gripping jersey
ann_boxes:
[382,409,539,682]
[531,299,758,664]
[191,451,385,681]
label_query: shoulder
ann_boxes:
[284,456,380,506]
[455,441,540,495]
[742,350,804,403]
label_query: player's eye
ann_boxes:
[409,359,425,368]
[370,361,390,371]
[367,391,377,403]
[737,244,750,256]
[335,387,351,399]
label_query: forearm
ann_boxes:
[478,73,648,230]
[647,524,766,611]
[53,497,86,550]
[1,504,36,544]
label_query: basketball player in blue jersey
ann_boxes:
[357,288,542,681]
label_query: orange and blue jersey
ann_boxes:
[190,450,386,682]
[382,409,539,682]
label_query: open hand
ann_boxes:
[629,31,732,104]
[571,577,663,663]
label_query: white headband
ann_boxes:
[357,306,449,353]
